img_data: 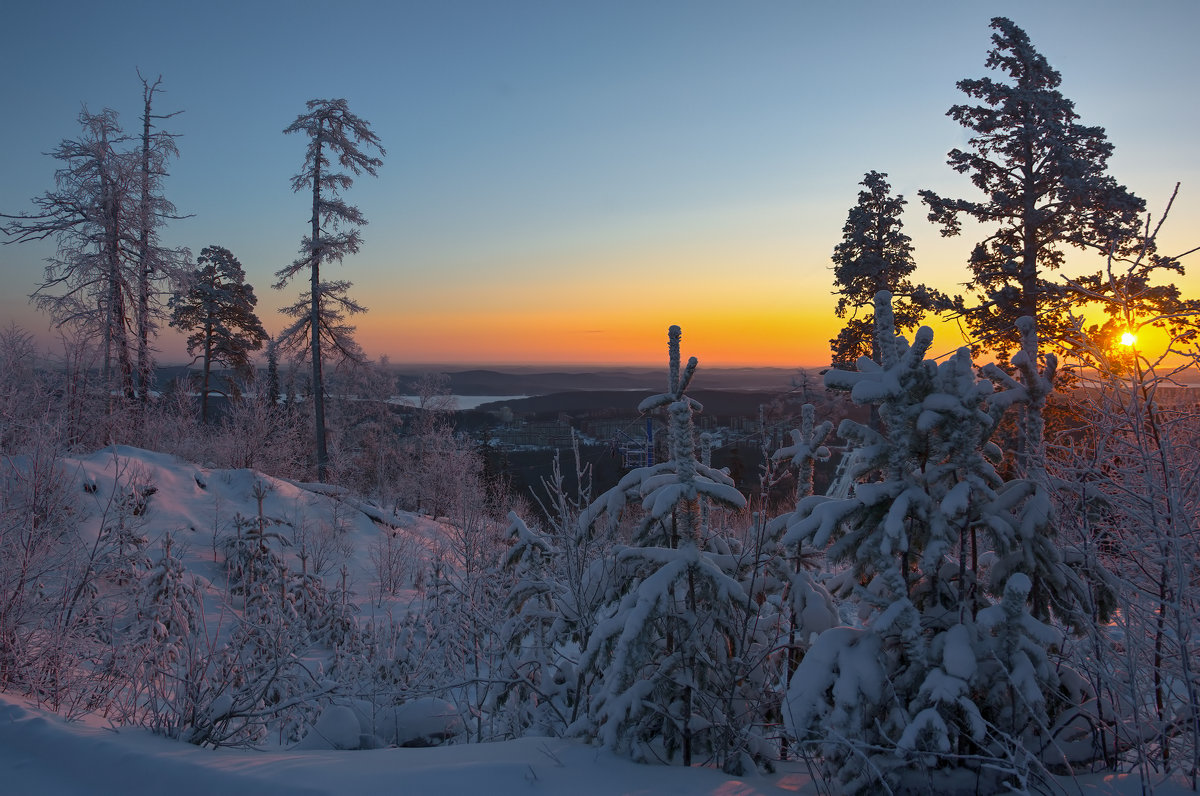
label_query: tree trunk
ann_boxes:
[137,84,154,405]
[201,321,212,424]
[310,130,328,480]
[100,127,135,404]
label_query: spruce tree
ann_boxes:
[275,98,384,481]
[575,326,763,771]
[830,171,932,368]
[780,293,1082,793]
[133,531,203,737]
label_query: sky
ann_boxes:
[1,0,1198,368]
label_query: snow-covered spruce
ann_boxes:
[569,326,777,774]
[776,292,1086,793]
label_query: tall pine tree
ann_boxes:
[275,99,384,480]
[920,17,1144,369]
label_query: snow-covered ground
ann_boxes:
[0,692,814,795]
[1,691,1190,795]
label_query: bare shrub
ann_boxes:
[369,530,417,604]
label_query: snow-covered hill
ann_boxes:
[55,444,452,621]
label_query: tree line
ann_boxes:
[3,90,384,479]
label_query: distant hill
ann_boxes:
[393,367,807,396]
[474,388,793,418]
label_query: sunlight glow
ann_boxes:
[1121,331,1137,347]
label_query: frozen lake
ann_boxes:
[389,395,529,411]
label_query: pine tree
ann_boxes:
[195,512,329,748]
[132,531,203,737]
[499,511,566,736]
[274,98,385,481]
[170,245,268,422]
[830,170,934,368]
[769,403,838,708]
[920,17,1144,369]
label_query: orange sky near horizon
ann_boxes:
[359,305,833,368]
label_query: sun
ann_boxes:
[1120,331,1137,347]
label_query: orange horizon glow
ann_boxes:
[355,309,839,368]
[353,316,1006,371]
[351,301,993,370]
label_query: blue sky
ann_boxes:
[2,1,1198,366]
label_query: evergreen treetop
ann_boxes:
[831,170,934,368]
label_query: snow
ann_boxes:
[301,705,361,750]
[0,690,1185,795]
[941,623,977,681]
[0,692,819,795]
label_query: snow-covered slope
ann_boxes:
[59,445,444,611]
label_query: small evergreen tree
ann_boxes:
[169,245,268,422]
[575,326,765,771]
[132,531,204,738]
[779,293,1083,793]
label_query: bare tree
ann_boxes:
[1050,191,1200,783]
[133,73,188,402]
[3,108,137,399]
